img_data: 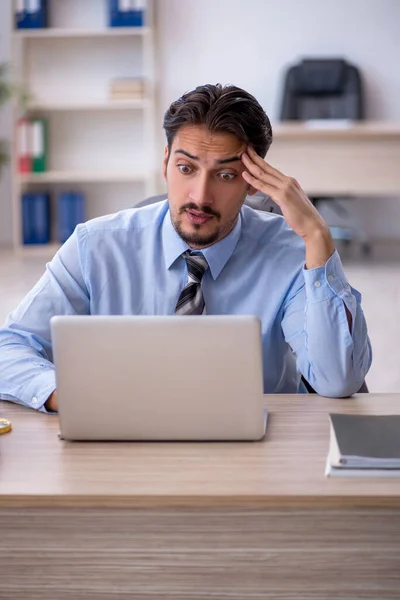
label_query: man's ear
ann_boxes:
[246,184,258,196]
[162,146,169,180]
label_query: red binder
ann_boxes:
[17,118,31,173]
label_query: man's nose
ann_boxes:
[189,173,214,206]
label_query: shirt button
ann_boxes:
[32,397,39,405]
[328,275,334,282]
[314,281,321,288]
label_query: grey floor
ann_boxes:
[0,246,398,393]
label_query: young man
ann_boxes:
[0,84,371,413]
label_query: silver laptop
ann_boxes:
[51,315,267,441]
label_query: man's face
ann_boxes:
[163,125,256,249]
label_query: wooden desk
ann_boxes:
[269,122,400,196]
[1,394,400,599]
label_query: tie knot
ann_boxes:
[182,250,209,283]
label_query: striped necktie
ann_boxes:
[175,251,209,315]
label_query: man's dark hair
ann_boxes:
[163,83,272,158]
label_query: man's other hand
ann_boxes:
[45,390,58,412]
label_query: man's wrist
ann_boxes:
[304,226,335,270]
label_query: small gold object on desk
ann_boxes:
[0,418,12,435]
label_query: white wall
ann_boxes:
[156,0,400,240]
[0,0,399,244]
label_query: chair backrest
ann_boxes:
[280,58,364,121]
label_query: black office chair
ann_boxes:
[280,57,370,255]
[280,58,363,121]
[134,193,368,394]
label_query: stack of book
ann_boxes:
[325,413,400,477]
[15,0,48,29]
[17,118,47,174]
[109,78,146,101]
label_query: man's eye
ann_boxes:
[219,172,236,181]
[178,164,193,174]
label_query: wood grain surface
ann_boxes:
[2,395,400,599]
[1,394,400,508]
[1,508,400,599]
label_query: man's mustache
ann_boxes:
[179,203,221,221]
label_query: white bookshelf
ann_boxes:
[11,0,158,255]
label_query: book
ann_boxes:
[17,119,31,173]
[325,413,400,477]
[108,0,145,27]
[109,78,146,91]
[22,192,51,244]
[109,78,146,101]
[15,0,48,29]
[58,192,85,244]
[31,119,47,173]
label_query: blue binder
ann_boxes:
[108,0,144,27]
[16,0,48,29]
[58,192,85,244]
[22,192,51,244]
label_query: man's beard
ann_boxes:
[174,219,221,247]
[173,202,222,247]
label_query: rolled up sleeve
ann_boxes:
[282,250,372,397]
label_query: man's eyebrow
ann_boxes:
[217,156,242,164]
[174,149,199,160]
[174,149,242,165]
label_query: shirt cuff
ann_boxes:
[303,249,352,302]
[23,369,57,413]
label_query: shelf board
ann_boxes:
[12,27,149,39]
[19,171,150,184]
[26,99,151,112]
[273,121,400,139]
[17,243,61,259]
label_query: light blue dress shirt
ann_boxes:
[0,200,371,412]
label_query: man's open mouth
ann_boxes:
[186,210,213,225]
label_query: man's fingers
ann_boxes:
[242,170,279,199]
[241,152,281,188]
[247,146,286,182]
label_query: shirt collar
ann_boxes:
[162,205,242,280]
